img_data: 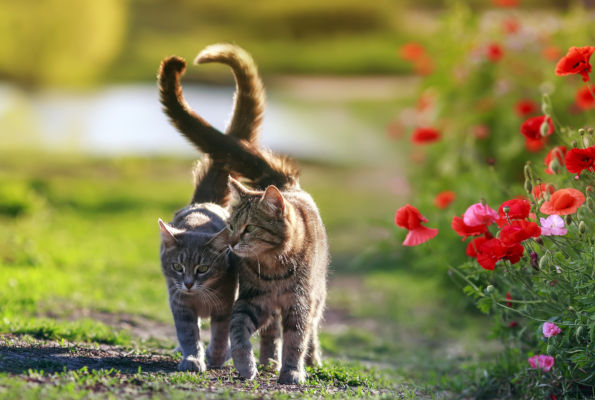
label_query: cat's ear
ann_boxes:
[228,177,249,207]
[208,228,230,251]
[260,185,285,215]
[158,218,180,250]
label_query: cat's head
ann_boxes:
[226,178,288,258]
[158,219,230,295]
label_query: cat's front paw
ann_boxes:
[232,350,257,380]
[278,368,305,385]
[178,356,206,373]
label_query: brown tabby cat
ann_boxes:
[158,44,282,372]
[160,43,329,385]
[226,177,328,384]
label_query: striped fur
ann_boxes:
[158,44,282,372]
[227,179,329,385]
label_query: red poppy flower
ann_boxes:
[486,43,504,62]
[540,188,586,215]
[543,46,561,62]
[521,115,554,141]
[497,198,531,224]
[544,146,567,174]
[434,191,456,209]
[555,46,595,82]
[452,216,488,241]
[506,292,513,307]
[532,183,555,199]
[394,204,438,246]
[413,57,434,76]
[492,0,519,7]
[564,146,595,175]
[526,138,547,152]
[499,220,541,246]
[471,124,490,140]
[476,239,506,270]
[503,242,524,264]
[466,236,489,258]
[508,321,518,328]
[399,42,426,61]
[515,99,538,117]
[575,85,595,110]
[502,18,520,34]
[411,127,441,144]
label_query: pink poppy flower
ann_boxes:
[528,355,555,372]
[542,322,562,338]
[463,203,499,226]
[539,215,568,236]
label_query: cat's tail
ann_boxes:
[194,43,264,144]
[190,156,231,205]
[158,54,299,191]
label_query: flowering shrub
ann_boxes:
[389,3,595,397]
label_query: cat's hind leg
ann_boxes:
[259,311,281,371]
[206,312,231,369]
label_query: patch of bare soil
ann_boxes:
[0,334,176,374]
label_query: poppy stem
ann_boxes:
[448,266,484,296]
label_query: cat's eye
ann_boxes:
[244,225,257,234]
[195,265,209,274]
[171,263,184,273]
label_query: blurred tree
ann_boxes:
[0,0,127,87]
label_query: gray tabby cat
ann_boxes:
[157,44,273,372]
[159,43,328,384]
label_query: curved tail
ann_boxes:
[195,43,264,144]
[158,48,299,196]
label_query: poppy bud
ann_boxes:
[539,253,549,269]
[530,251,539,270]
[571,140,578,148]
[540,121,550,137]
[578,128,585,136]
[502,206,511,215]
[565,215,572,225]
[486,285,495,294]
[578,221,587,235]
[587,186,594,192]
[587,197,594,212]
[576,326,584,342]
[548,158,561,174]
[588,127,594,135]
[524,179,533,194]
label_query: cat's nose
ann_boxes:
[229,236,239,247]
[184,282,193,289]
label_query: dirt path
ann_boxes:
[0,278,406,398]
